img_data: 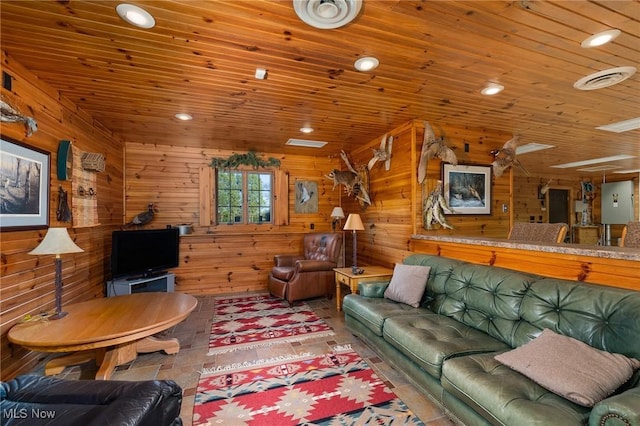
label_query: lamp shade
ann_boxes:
[344,214,364,231]
[331,207,345,219]
[29,228,84,256]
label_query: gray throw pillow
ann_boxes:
[495,328,640,407]
[383,263,431,307]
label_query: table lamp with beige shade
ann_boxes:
[29,227,84,319]
[344,213,365,274]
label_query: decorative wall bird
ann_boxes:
[1,98,38,137]
[423,180,454,230]
[367,133,393,171]
[124,203,157,228]
[297,181,313,204]
[417,121,458,183]
[490,136,529,177]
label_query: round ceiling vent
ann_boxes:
[293,0,363,29]
[573,66,636,90]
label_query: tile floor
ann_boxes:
[32,294,455,425]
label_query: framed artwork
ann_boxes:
[0,135,50,231]
[294,180,318,213]
[442,164,491,215]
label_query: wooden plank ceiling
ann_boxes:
[1,0,638,178]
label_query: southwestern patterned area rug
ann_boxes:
[194,345,425,425]
[208,293,335,355]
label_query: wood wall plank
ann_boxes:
[0,52,124,380]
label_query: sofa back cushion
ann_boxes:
[428,262,536,347]
[516,278,640,360]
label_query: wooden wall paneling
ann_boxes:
[1,52,124,380]
[125,143,341,295]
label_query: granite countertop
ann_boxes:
[410,234,640,261]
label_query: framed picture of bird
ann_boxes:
[0,135,50,231]
[294,180,318,214]
[442,164,492,215]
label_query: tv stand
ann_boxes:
[107,273,175,297]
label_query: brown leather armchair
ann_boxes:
[268,233,341,305]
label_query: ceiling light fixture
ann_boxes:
[175,113,192,121]
[596,117,640,133]
[300,127,314,133]
[116,4,155,29]
[286,138,327,148]
[515,143,555,155]
[293,0,363,29]
[551,154,635,169]
[255,68,268,80]
[481,83,504,96]
[613,169,640,174]
[581,29,621,48]
[577,165,621,172]
[354,56,379,72]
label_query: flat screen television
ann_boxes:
[111,228,180,279]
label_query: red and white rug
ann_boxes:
[194,345,424,425]
[208,293,335,355]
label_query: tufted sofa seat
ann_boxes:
[343,254,640,426]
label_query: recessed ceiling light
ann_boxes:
[515,143,555,155]
[286,139,327,148]
[116,4,155,29]
[175,113,192,121]
[581,29,621,48]
[596,117,640,133]
[354,56,379,72]
[300,127,314,133]
[551,154,635,169]
[481,83,504,96]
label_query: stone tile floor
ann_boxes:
[33,294,455,425]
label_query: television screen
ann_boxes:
[111,228,180,279]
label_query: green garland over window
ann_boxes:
[209,150,280,169]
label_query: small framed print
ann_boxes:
[1,135,50,231]
[442,164,492,215]
[294,180,318,213]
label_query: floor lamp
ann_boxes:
[344,214,364,274]
[331,207,346,267]
[29,228,84,319]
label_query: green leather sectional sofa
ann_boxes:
[343,254,640,426]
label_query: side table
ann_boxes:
[334,266,393,311]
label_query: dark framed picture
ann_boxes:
[1,135,50,231]
[442,164,492,215]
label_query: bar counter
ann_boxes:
[410,235,640,291]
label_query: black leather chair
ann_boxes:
[0,375,182,425]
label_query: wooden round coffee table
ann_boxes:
[8,292,198,380]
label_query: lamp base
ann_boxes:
[351,266,364,275]
[49,311,68,320]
